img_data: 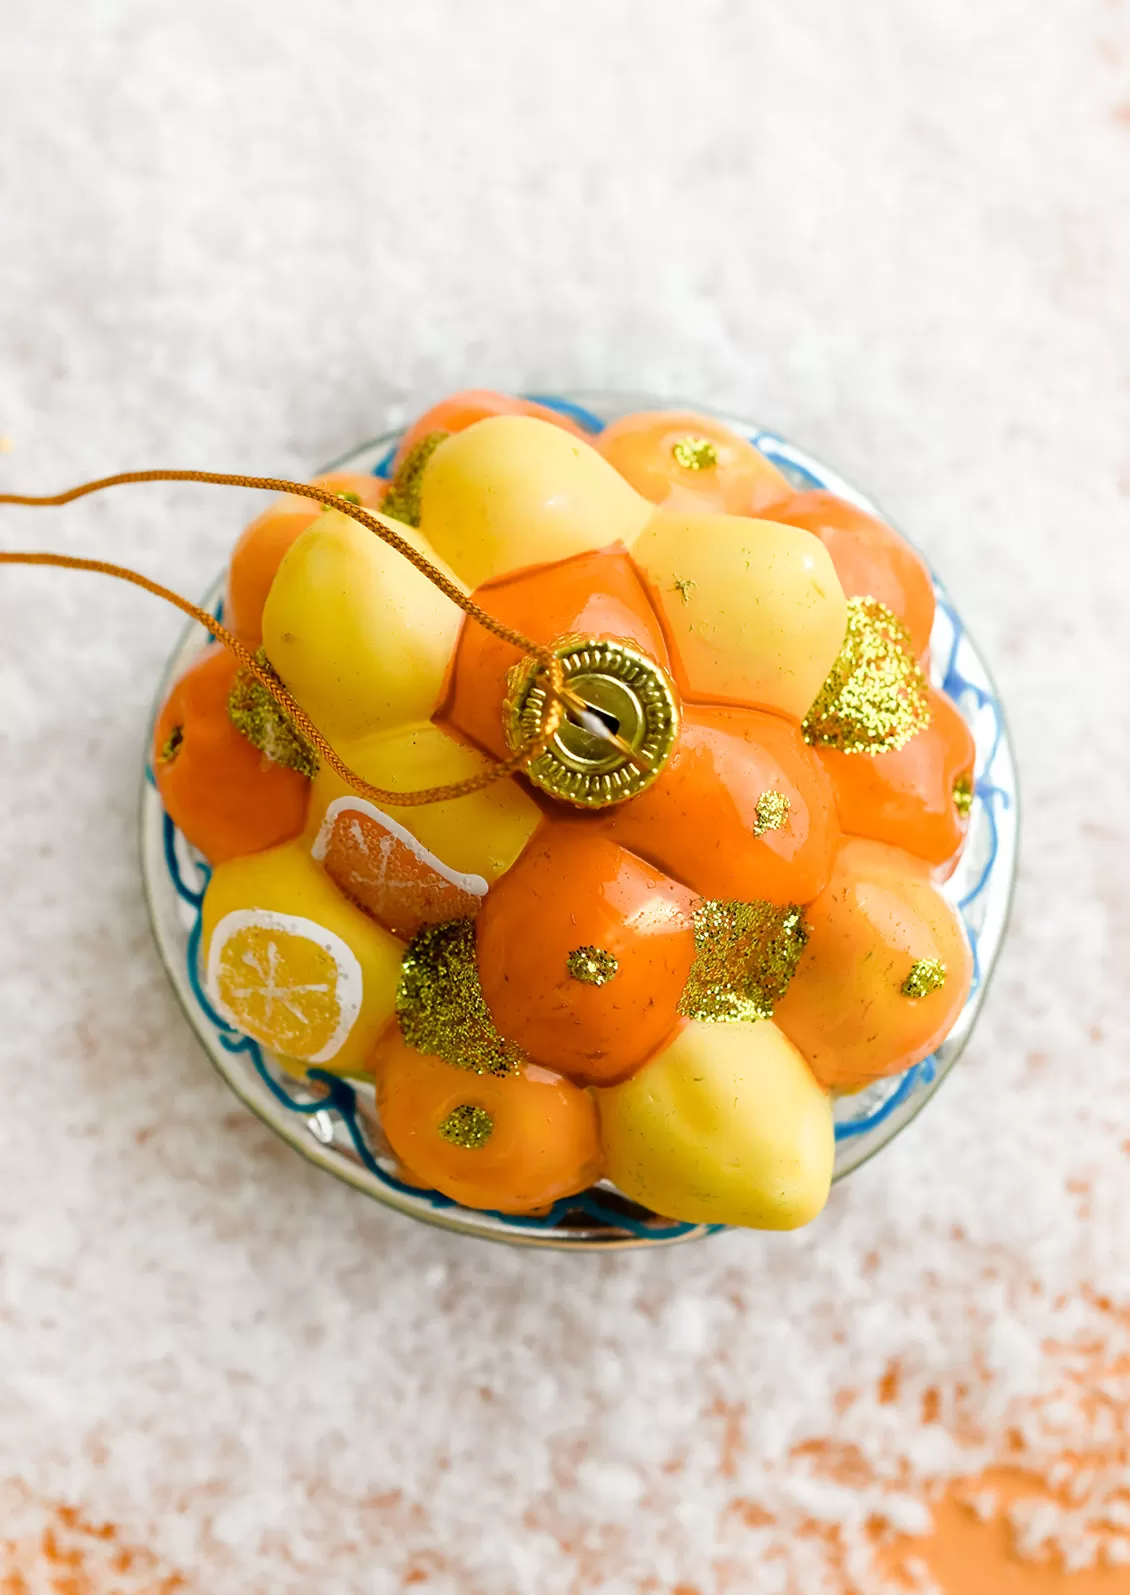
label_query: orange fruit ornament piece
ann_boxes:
[817,686,976,874]
[313,797,486,940]
[774,837,973,1091]
[224,471,387,644]
[596,409,791,515]
[153,647,310,864]
[476,824,696,1086]
[373,1028,602,1214]
[393,389,587,468]
[597,704,838,904]
[436,546,672,762]
[758,490,936,659]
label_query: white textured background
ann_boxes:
[2,3,1130,1591]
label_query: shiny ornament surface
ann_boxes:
[143,392,1018,1249]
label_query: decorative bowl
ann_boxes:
[141,391,1018,1250]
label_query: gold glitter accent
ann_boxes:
[678,899,808,1023]
[382,430,448,528]
[901,958,947,999]
[671,435,719,472]
[437,1103,494,1150]
[753,790,791,837]
[566,946,619,986]
[803,597,931,756]
[952,773,974,818]
[504,635,680,809]
[227,648,320,777]
[672,576,697,605]
[397,918,522,1076]
[158,724,184,765]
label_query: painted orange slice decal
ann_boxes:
[312,797,488,940]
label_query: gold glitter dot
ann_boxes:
[803,597,931,756]
[566,946,619,986]
[901,958,947,998]
[227,648,320,778]
[671,576,697,605]
[671,435,719,471]
[753,790,791,838]
[437,1103,494,1150]
[158,724,184,765]
[678,899,808,1023]
[382,430,448,527]
[397,919,522,1077]
[953,773,974,818]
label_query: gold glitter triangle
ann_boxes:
[382,430,449,527]
[227,648,320,777]
[678,899,808,1023]
[397,918,522,1076]
[803,597,931,756]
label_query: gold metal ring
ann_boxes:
[504,636,680,808]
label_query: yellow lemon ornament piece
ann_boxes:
[305,720,539,886]
[261,508,466,744]
[202,841,402,1075]
[597,1019,834,1229]
[633,509,848,721]
[418,415,653,588]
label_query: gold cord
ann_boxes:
[0,470,566,807]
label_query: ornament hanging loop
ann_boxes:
[0,469,569,808]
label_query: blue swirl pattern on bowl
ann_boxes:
[142,394,1017,1249]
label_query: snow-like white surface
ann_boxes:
[1,2,1129,1590]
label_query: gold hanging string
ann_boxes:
[0,470,574,808]
[0,468,551,656]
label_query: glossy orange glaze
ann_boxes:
[597,704,838,904]
[476,823,696,1085]
[153,647,310,865]
[392,388,587,467]
[758,489,937,658]
[774,837,972,1090]
[224,470,387,645]
[435,546,672,761]
[818,686,976,874]
[596,409,790,515]
[372,1027,602,1212]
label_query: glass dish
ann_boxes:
[141,391,1018,1250]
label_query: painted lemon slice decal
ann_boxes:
[206,908,363,1063]
[312,797,488,939]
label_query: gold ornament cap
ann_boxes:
[504,636,679,808]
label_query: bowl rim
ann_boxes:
[140,390,1020,1250]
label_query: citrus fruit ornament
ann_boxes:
[136,388,1000,1239]
[153,646,311,865]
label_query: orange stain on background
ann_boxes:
[879,1470,1130,1593]
[704,1328,1130,1595]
